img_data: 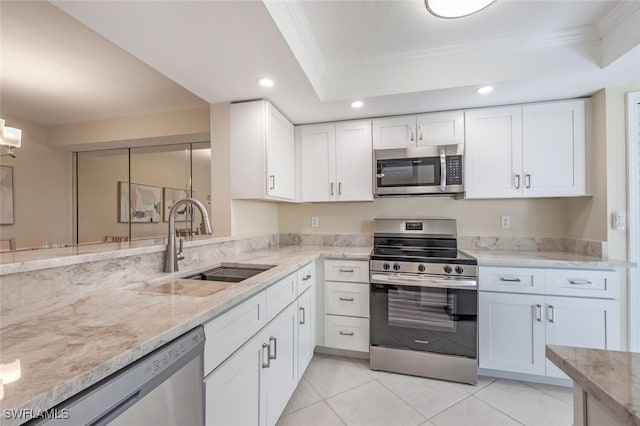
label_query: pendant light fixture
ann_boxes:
[425,0,496,19]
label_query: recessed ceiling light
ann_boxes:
[258,78,274,88]
[425,0,496,19]
[476,85,494,95]
[351,100,364,108]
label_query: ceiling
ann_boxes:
[2,1,640,127]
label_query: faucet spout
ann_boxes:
[164,198,213,273]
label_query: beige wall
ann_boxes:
[0,117,73,248]
[210,102,232,237]
[47,107,210,150]
[278,198,569,237]
[232,200,279,238]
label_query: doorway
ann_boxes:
[628,92,640,352]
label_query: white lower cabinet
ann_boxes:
[479,266,621,380]
[204,261,318,426]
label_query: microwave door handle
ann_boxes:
[440,148,446,192]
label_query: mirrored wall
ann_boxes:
[75,142,211,244]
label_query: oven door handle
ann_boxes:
[370,273,477,290]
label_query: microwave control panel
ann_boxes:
[446,155,463,185]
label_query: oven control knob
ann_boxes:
[444,265,453,274]
[418,264,426,272]
[382,263,390,271]
[455,266,464,275]
[393,263,401,271]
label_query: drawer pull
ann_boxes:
[302,274,312,281]
[499,277,521,282]
[339,268,355,273]
[339,297,355,302]
[569,279,593,286]
[339,331,355,336]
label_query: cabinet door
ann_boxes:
[335,120,373,201]
[544,296,620,378]
[261,302,298,426]
[372,116,416,148]
[297,287,314,379]
[522,100,586,197]
[300,124,336,201]
[416,110,464,146]
[464,106,523,199]
[204,338,262,426]
[479,292,546,375]
[266,102,295,200]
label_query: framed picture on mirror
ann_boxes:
[0,165,14,225]
[163,187,194,222]
[118,182,162,223]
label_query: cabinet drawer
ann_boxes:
[266,272,297,321]
[297,262,315,296]
[325,281,369,318]
[204,291,267,375]
[479,267,544,294]
[324,315,369,352]
[545,269,619,299]
[324,260,369,283]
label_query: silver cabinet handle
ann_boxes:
[514,174,521,189]
[269,175,275,190]
[547,305,556,323]
[339,331,354,336]
[299,307,306,325]
[262,343,271,368]
[409,126,414,141]
[440,148,446,192]
[330,182,335,195]
[269,336,277,360]
[339,268,354,273]
[418,125,423,141]
[535,304,542,322]
[569,279,593,285]
[525,174,531,189]
[339,297,355,302]
[500,277,521,282]
[302,274,311,281]
[338,182,342,195]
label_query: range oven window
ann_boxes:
[371,284,477,359]
[376,157,440,187]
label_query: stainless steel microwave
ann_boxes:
[374,144,464,196]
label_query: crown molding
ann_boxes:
[262,0,326,97]
[597,1,640,38]
[328,26,600,75]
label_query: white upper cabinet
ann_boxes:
[522,100,586,197]
[300,120,372,202]
[231,100,295,201]
[416,110,464,146]
[465,99,587,199]
[465,106,523,199]
[373,111,464,149]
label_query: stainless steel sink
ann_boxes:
[188,264,275,283]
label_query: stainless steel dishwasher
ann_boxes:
[36,326,205,426]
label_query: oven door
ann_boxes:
[374,145,464,195]
[370,277,477,359]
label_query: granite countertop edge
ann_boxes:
[546,345,640,426]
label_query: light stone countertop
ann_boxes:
[546,345,640,425]
[0,245,370,425]
[464,249,632,269]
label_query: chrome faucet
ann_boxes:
[164,198,213,273]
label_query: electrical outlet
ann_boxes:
[500,215,510,229]
[311,216,319,228]
[612,211,626,230]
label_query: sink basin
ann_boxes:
[189,264,275,283]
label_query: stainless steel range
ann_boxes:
[369,218,478,384]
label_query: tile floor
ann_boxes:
[277,354,573,426]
